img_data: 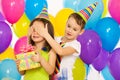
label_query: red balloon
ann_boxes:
[108,0,120,24]
[14,36,27,55]
[1,0,25,24]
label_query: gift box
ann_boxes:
[16,51,40,71]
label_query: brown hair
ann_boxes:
[28,18,54,51]
[68,13,86,30]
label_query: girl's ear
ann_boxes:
[79,29,85,35]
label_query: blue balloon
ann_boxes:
[93,17,120,52]
[25,0,47,21]
[63,0,80,11]
[77,0,103,29]
[101,66,114,80]
[0,59,21,80]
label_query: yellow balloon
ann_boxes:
[48,14,60,37]
[55,8,74,36]
[102,0,108,17]
[13,13,30,38]
[72,58,86,80]
[0,47,15,60]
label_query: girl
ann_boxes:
[16,17,56,80]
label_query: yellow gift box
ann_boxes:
[16,51,40,71]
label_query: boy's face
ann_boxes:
[29,21,45,43]
[64,17,82,40]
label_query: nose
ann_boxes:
[68,28,72,33]
[32,28,38,34]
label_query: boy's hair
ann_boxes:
[68,13,86,30]
[28,18,54,51]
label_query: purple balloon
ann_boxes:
[0,12,5,21]
[0,21,12,53]
[92,48,109,71]
[109,48,120,80]
[77,30,101,64]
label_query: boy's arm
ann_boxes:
[42,31,76,56]
[38,24,77,56]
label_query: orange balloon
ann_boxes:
[55,8,74,36]
[0,47,15,60]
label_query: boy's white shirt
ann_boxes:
[55,36,81,80]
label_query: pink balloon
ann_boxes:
[1,0,25,24]
[14,36,27,55]
[108,0,120,24]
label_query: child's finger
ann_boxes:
[45,23,48,31]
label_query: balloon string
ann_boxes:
[85,64,90,80]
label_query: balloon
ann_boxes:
[0,47,15,60]
[108,0,120,24]
[109,48,120,80]
[43,0,48,8]
[14,36,27,55]
[1,0,25,24]
[0,21,12,53]
[101,66,114,80]
[92,48,109,71]
[13,13,30,38]
[93,17,120,52]
[48,14,60,37]
[63,0,80,11]
[0,12,5,21]
[0,0,4,17]
[72,58,86,80]
[0,59,21,80]
[55,8,74,36]
[76,0,103,29]
[85,64,90,78]
[25,0,46,21]
[102,0,108,17]
[77,30,101,64]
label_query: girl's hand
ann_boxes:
[15,59,20,69]
[31,52,41,63]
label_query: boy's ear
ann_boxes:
[79,29,85,35]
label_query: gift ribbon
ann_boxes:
[24,53,30,69]
[20,44,34,53]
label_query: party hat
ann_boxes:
[77,2,98,22]
[37,6,49,20]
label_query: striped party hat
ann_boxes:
[37,6,49,20]
[77,2,98,22]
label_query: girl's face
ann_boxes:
[65,17,82,41]
[30,21,45,43]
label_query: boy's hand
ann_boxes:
[36,23,48,37]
